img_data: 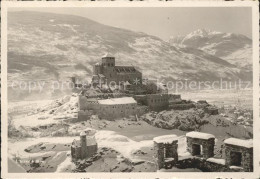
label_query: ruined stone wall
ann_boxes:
[186,137,215,159]
[154,141,165,170]
[154,140,178,170]
[164,142,178,161]
[176,158,244,172]
[224,144,253,172]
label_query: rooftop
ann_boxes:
[115,66,137,73]
[80,128,96,136]
[153,135,178,144]
[224,138,253,148]
[102,52,114,58]
[186,131,215,140]
[98,97,137,105]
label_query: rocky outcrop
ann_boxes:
[140,109,208,131]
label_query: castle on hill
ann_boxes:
[75,54,217,120]
[92,53,142,86]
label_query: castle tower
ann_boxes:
[101,53,115,67]
[80,131,87,159]
[101,53,116,83]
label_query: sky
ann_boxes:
[10,7,252,41]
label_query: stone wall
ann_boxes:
[78,110,93,121]
[154,141,165,170]
[147,94,169,111]
[71,146,82,160]
[186,137,215,159]
[153,140,178,170]
[165,142,178,165]
[134,95,148,105]
[169,103,195,110]
[98,103,138,120]
[176,157,244,172]
[224,144,253,172]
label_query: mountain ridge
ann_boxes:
[7,11,252,92]
[169,28,252,68]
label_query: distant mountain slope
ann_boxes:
[8,11,251,85]
[169,29,252,68]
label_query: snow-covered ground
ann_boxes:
[9,95,78,128]
[8,130,190,172]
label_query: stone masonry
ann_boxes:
[186,131,215,159]
[224,138,253,172]
[153,135,178,170]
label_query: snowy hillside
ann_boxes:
[7,12,252,100]
[169,29,252,68]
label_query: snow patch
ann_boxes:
[206,158,225,165]
[153,135,178,144]
[186,131,215,140]
[224,138,253,148]
[55,151,75,173]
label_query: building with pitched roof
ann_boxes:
[92,53,142,86]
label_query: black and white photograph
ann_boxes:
[1,1,259,178]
